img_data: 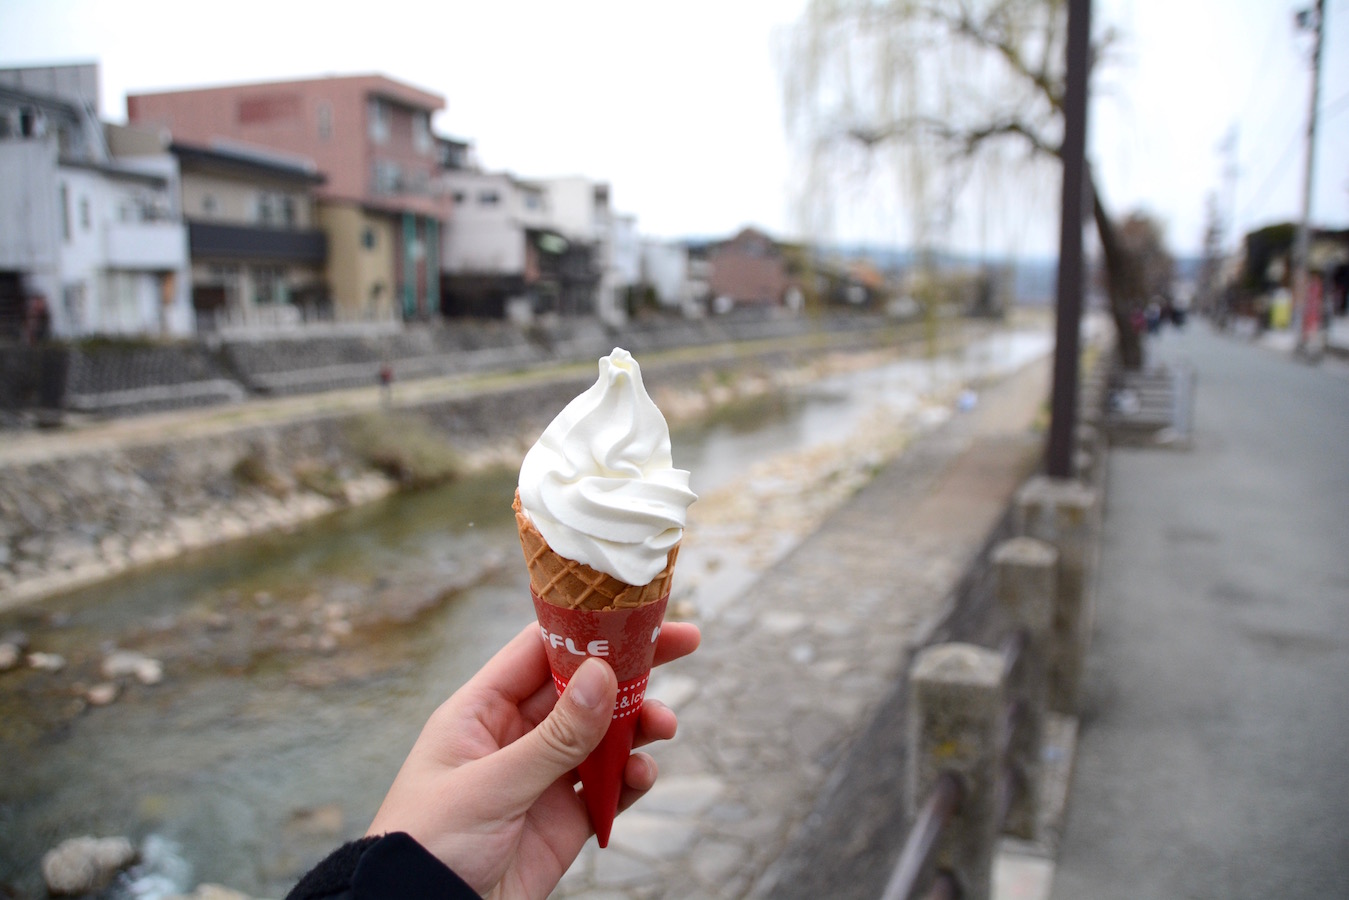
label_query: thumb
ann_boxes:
[489,657,616,805]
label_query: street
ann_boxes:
[1051,324,1349,898]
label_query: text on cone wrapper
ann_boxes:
[539,625,661,658]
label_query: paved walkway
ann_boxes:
[1051,324,1349,898]
[554,352,1054,898]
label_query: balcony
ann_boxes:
[103,221,188,270]
[187,222,326,263]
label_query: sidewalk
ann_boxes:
[1049,324,1349,898]
[553,353,1054,898]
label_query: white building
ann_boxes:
[641,239,704,316]
[442,169,548,276]
[0,63,191,339]
[441,167,608,320]
[535,176,639,326]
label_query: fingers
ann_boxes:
[653,622,700,668]
[617,752,659,815]
[479,656,617,809]
[470,623,553,706]
[631,698,677,750]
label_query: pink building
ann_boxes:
[129,74,447,322]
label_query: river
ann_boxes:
[0,325,1051,899]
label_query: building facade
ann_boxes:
[0,63,192,340]
[128,74,446,323]
[440,167,604,320]
[172,142,327,332]
[706,227,790,311]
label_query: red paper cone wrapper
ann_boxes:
[532,590,669,847]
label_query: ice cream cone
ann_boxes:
[514,492,679,611]
[514,491,677,846]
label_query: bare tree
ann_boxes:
[782,0,1148,368]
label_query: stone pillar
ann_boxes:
[908,643,1004,900]
[1015,476,1097,714]
[1073,423,1107,521]
[993,537,1058,840]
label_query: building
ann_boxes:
[128,74,446,323]
[171,142,328,332]
[640,239,705,316]
[535,176,639,325]
[706,227,790,311]
[440,168,550,318]
[0,63,192,340]
[442,167,625,321]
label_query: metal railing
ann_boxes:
[881,627,1040,900]
[879,771,963,900]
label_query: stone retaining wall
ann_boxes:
[1,310,900,421]
[0,314,926,609]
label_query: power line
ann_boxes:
[1237,133,1302,224]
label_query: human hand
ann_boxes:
[366,620,701,898]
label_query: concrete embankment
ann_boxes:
[0,314,963,610]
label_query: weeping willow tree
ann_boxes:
[782,0,1145,368]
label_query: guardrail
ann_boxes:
[881,407,1107,900]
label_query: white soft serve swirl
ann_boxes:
[518,348,696,586]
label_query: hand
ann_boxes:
[366,620,701,898]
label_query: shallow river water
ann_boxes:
[0,327,1051,898]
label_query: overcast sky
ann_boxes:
[2,0,1345,258]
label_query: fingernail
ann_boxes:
[569,658,607,711]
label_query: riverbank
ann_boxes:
[0,315,1060,899]
[0,314,1011,611]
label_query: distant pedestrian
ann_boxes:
[378,363,393,408]
[24,295,50,345]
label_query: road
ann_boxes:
[1051,324,1349,898]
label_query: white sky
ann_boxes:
[2,0,1346,258]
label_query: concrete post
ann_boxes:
[1015,476,1097,714]
[909,643,1005,900]
[993,537,1058,840]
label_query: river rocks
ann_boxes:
[41,835,138,895]
[27,651,66,672]
[85,681,120,706]
[167,885,254,900]
[0,631,28,671]
[286,803,344,837]
[101,650,164,685]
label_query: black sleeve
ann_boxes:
[286,831,481,899]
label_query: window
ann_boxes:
[60,183,70,242]
[282,196,296,227]
[253,266,288,305]
[369,98,390,144]
[451,190,467,205]
[317,101,333,141]
[203,194,217,216]
[373,160,400,195]
[362,227,377,249]
[478,190,500,206]
[523,191,541,211]
[413,112,432,155]
[80,197,91,230]
[257,192,275,225]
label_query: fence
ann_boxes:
[880,363,1109,900]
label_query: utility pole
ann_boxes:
[1045,0,1091,479]
[1293,0,1325,353]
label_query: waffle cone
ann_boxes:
[513,490,679,611]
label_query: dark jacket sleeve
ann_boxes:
[286,832,481,899]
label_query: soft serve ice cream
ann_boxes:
[518,347,696,586]
[514,348,696,847]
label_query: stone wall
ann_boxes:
[1,310,890,422]
[0,313,925,609]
